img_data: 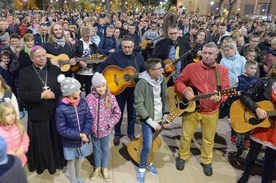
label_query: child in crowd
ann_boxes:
[56,74,93,183]
[244,49,260,77]
[134,58,170,183]
[0,135,27,183]
[85,72,121,182]
[0,102,29,166]
[231,60,259,148]
[0,75,19,119]
[0,50,14,88]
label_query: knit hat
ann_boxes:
[0,136,8,165]
[92,72,106,88]
[57,74,81,96]
[0,32,9,42]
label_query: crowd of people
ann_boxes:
[0,7,275,183]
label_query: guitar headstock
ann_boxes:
[166,108,180,123]
[192,43,202,52]
[91,53,105,60]
[221,87,237,96]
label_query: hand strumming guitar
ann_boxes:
[184,89,195,100]
[255,108,267,119]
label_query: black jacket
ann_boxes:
[73,40,99,57]
[240,77,274,113]
[152,37,193,71]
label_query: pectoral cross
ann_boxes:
[43,85,50,91]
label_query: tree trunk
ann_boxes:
[121,0,126,13]
[218,0,224,16]
[106,0,111,11]
[226,0,237,23]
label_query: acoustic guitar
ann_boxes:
[168,86,236,117]
[102,65,139,95]
[139,35,163,47]
[230,100,274,133]
[163,43,202,83]
[127,108,180,165]
[46,53,104,72]
[71,53,106,73]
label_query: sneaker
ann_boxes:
[147,164,158,175]
[90,167,101,181]
[76,177,85,183]
[244,140,250,149]
[137,169,145,183]
[231,135,237,144]
[102,168,111,182]
[113,136,120,146]
[201,163,213,176]
[237,173,249,183]
[175,157,185,171]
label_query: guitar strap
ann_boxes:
[132,52,138,72]
[215,65,222,91]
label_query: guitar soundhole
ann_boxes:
[124,74,131,81]
[249,118,264,125]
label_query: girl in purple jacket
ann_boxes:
[86,72,121,182]
[56,75,93,183]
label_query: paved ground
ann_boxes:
[21,110,276,183]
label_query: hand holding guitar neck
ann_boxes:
[210,90,222,102]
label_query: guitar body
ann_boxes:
[71,64,82,73]
[102,65,137,95]
[168,86,196,117]
[127,134,162,165]
[230,100,273,133]
[163,59,176,83]
[46,53,70,72]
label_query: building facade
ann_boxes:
[177,0,275,18]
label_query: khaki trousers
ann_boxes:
[179,111,219,164]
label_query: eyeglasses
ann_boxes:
[169,32,178,35]
[152,66,163,71]
[122,46,134,49]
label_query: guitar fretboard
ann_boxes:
[267,111,276,117]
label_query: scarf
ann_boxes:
[24,46,31,56]
[54,37,66,47]
[62,96,80,107]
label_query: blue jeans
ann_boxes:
[139,122,155,169]
[91,134,110,168]
[114,87,136,137]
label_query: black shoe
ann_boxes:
[113,136,120,146]
[237,173,249,183]
[175,157,185,171]
[201,163,213,176]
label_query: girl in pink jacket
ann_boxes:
[0,102,29,166]
[85,72,121,182]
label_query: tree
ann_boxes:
[218,0,224,16]
[226,0,237,23]
[218,0,237,23]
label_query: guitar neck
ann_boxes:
[267,111,276,117]
[75,57,90,62]
[152,128,164,141]
[172,50,192,66]
[192,92,217,101]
